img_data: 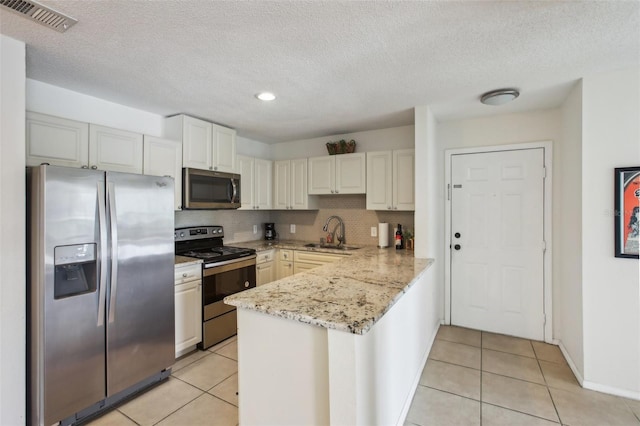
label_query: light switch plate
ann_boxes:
[253,225,258,234]
[290,224,296,233]
[371,226,377,237]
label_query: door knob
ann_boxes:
[454,244,461,250]
[454,232,461,238]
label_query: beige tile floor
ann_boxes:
[86,337,240,426]
[86,327,640,426]
[407,326,640,426]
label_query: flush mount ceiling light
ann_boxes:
[255,92,276,101]
[0,0,77,32]
[480,88,519,106]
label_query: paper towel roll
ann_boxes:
[378,223,390,248]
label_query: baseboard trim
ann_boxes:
[556,340,585,386]
[556,340,640,401]
[396,319,440,426]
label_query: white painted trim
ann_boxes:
[396,321,440,426]
[557,339,585,386]
[444,141,554,342]
[582,381,640,401]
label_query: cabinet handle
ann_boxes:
[331,190,335,194]
[209,166,213,170]
[394,206,398,210]
[336,190,339,194]
[257,266,261,270]
[214,166,218,171]
[256,206,260,209]
[91,165,97,170]
[81,165,89,169]
[387,206,392,210]
[183,273,188,277]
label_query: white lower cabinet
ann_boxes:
[277,250,294,280]
[292,251,345,275]
[174,263,202,358]
[256,250,275,286]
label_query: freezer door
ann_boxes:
[29,166,107,426]
[106,172,175,396]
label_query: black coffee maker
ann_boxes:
[264,223,276,240]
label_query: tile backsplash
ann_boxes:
[271,195,414,246]
[175,195,414,247]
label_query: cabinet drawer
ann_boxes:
[174,263,202,284]
[257,250,275,264]
[293,250,345,265]
[279,249,293,261]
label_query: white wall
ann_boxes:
[557,81,585,378]
[581,67,640,397]
[236,135,272,159]
[27,79,165,136]
[0,34,26,425]
[270,125,414,160]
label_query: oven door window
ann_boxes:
[203,265,256,305]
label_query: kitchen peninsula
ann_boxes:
[225,243,438,425]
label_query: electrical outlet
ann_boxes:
[371,226,377,237]
[253,225,258,234]
[290,224,296,233]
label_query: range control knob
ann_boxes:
[244,281,250,288]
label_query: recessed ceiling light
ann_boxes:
[480,89,519,106]
[256,92,276,101]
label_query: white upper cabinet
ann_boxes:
[308,153,366,195]
[143,136,182,210]
[26,112,145,173]
[89,124,143,174]
[273,158,317,210]
[26,112,89,168]
[166,114,236,173]
[392,149,415,211]
[366,149,414,211]
[237,155,272,210]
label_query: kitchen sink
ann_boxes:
[303,243,360,251]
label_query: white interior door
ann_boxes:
[451,148,545,340]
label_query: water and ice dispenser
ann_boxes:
[53,243,97,299]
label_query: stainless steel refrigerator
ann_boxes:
[27,165,175,426]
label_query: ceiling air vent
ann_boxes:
[1,0,77,32]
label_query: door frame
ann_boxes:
[444,141,553,342]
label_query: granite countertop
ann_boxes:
[224,241,434,335]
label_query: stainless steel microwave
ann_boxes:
[182,168,241,209]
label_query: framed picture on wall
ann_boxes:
[615,166,640,258]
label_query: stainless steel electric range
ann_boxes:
[175,226,256,349]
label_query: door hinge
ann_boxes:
[543,166,547,179]
[447,183,451,201]
[542,240,547,253]
[543,314,547,325]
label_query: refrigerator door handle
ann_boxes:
[107,182,119,324]
[97,183,108,327]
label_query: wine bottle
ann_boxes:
[395,224,404,250]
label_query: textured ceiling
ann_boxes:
[1,1,638,143]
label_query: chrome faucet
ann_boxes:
[322,215,345,246]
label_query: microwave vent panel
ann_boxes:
[0,0,77,32]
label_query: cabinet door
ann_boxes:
[308,156,335,194]
[89,124,143,173]
[290,158,309,209]
[143,136,182,210]
[182,116,212,170]
[212,124,236,173]
[278,261,294,279]
[175,280,202,358]
[26,112,89,168]
[273,160,290,210]
[335,153,366,194]
[293,262,319,275]
[393,149,415,211]
[254,159,273,210]
[256,261,275,286]
[366,151,393,210]
[236,155,255,210]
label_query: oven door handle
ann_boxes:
[203,254,257,274]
